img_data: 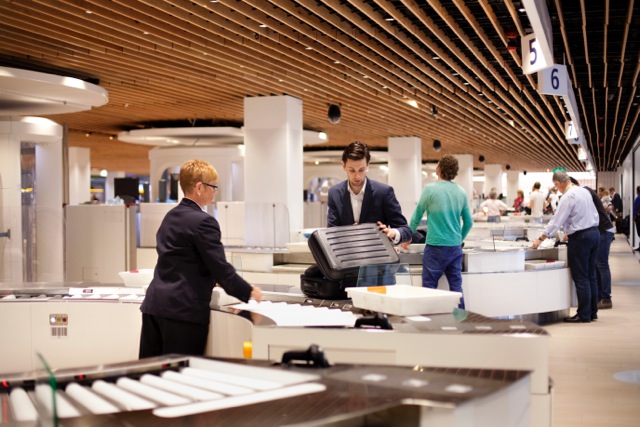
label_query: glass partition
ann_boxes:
[356,263,412,287]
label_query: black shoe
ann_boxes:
[634,247,640,252]
[598,300,612,309]
[564,314,590,323]
[592,314,598,321]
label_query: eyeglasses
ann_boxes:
[202,182,219,191]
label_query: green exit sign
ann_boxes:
[552,167,567,173]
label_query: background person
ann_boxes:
[571,177,614,309]
[139,159,262,358]
[479,190,509,222]
[327,141,411,244]
[532,171,599,323]
[528,182,547,224]
[513,189,525,213]
[634,186,640,252]
[408,155,473,307]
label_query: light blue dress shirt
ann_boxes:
[543,185,599,237]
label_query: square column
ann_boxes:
[244,96,303,246]
[68,147,91,205]
[453,154,474,207]
[483,164,503,197]
[388,137,422,222]
[506,170,521,207]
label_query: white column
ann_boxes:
[483,164,503,196]
[0,117,63,283]
[0,121,23,282]
[68,147,91,205]
[505,170,521,208]
[35,127,64,282]
[105,171,126,202]
[244,96,303,246]
[453,154,474,208]
[388,137,421,222]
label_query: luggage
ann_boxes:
[300,224,400,299]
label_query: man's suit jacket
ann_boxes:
[141,198,252,325]
[327,179,412,243]
[611,192,623,213]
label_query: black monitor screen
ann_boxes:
[114,177,139,203]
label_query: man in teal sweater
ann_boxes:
[409,155,473,307]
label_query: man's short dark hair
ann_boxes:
[438,155,459,181]
[342,141,370,164]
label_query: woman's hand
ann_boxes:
[250,286,262,302]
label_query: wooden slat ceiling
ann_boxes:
[0,0,638,177]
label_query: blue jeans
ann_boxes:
[487,215,501,223]
[567,227,600,321]
[596,231,614,301]
[422,245,464,308]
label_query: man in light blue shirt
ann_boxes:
[531,171,599,323]
[409,155,473,307]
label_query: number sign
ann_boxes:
[522,33,550,74]
[565,121,579,140]
[538,65,568,96]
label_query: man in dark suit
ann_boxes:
[139,159,261,358]
[327,141,412,245]
[609,187,623,215]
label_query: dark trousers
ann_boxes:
[567,227,600,321]
[139,313,209,359]
[596,231,614,301]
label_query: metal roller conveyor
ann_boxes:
[0,354,532,426]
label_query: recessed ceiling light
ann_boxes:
[259,24,267,28]
[433,56,440,60]
[385,18,395,22]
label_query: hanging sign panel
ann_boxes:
[522,33,551,74]
[538,65,568,96]
[565,121,578,140]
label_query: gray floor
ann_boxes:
[544,235,640,426]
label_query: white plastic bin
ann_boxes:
[346,285,461,316]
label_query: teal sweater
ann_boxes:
[409,180,473,246]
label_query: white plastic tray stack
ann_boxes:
[346,285,461,316]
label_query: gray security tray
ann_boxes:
[307,224,399,281]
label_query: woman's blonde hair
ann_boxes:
[179,159,217,192]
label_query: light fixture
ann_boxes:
[328,104,341,124]
[506,164,511,170]
[478,155,485,163]
[99,169,108,177]
[433,139,442,152]
[407,99,419,108]
[318,132,328,140]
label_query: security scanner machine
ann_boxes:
[0,354,531,426]
[209,290,551,427]
[1,283,550,426]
